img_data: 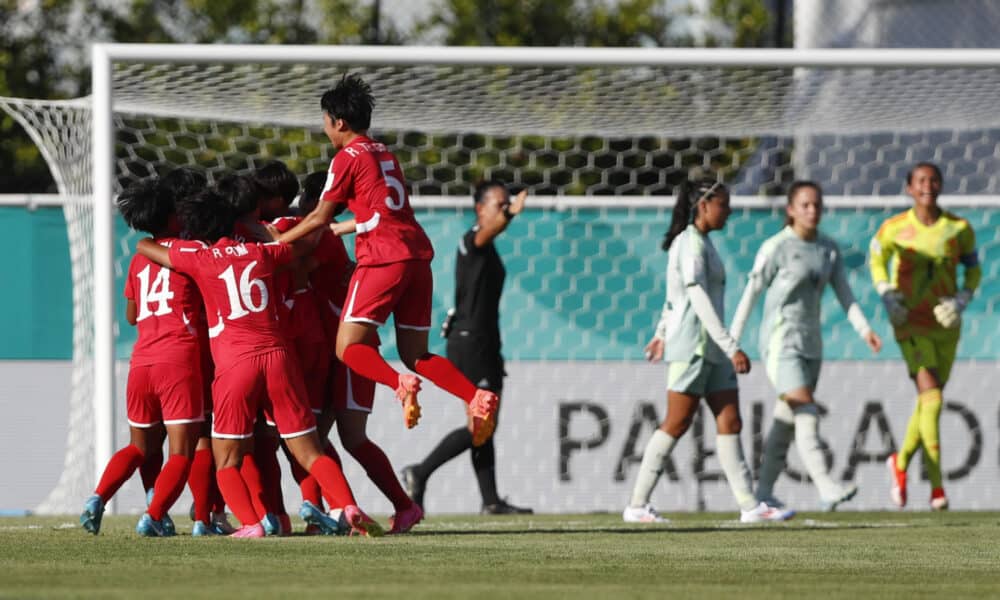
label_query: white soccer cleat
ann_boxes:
[740,502,796,523]
[820,484,859,513]
[622,504,669,523]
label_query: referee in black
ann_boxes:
[402,180,532,515]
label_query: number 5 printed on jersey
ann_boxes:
[381,160,406,210]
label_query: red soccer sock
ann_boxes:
[290,457,323,508]
[414,353,478,403]
[239,454,270,518]
[147,455,191,521]
[348,440,412,512]
[140,445,164,494]
[309,454,356,509]
[254,442,286,516]
[188,448,214,523]
[94,445,145,502]
[342,344,401,390]
[215,466,261,527]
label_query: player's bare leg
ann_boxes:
[336,321,421,428]
[706,390,793,522]
[396,327,498,446]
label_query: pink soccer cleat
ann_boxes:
[230,523,265,538]
[468,389,499,447]
[388,502,424,535]
[396,374,422,429]
[343,505,385,538]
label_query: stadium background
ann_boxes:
[2,0,1000,515]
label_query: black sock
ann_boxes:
[472,437,499,505]
[417,427,472,480]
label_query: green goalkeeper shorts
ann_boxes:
[898,328,961,385]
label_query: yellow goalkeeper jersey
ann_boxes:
[869,208,980,337]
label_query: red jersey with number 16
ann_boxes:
[124,238,206,369]
[320,135,434,266]
[168,237,294,368]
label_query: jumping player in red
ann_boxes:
[295,171,423,534]
[136,179,382,537]
[80,178,205,537]
[269,74,500,456]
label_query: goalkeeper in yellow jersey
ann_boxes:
[869,162,981,511]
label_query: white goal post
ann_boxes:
[53,43,1000,514]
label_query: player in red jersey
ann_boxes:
[292,172,423,533]
[136,179,382,537]
[80,178,205,537]
[269,75,500,467]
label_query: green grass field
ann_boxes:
[2,512,998,599]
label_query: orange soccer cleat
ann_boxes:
[396,374,422,429]
[468,389,499,447]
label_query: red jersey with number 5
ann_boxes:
[124,238,206,369]
[320,135,434,266]
[168,237,294,367]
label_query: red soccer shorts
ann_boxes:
[126,363,205,428]
[342,259,432,331]
[330,359,376,413]
[210,349,317,440]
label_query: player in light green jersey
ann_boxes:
[624,179,793,524]
[731,181,882,512]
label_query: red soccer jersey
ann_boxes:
[271,215,327,345]
[168,237,294,368]
[320,135,434,266]
[124,238,206,368]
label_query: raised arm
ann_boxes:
[474,190,527,248]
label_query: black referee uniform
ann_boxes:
[445,225,506,393]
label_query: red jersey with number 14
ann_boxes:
[168,237,294,368]
[124,238,205,369]
[321,135,434,266]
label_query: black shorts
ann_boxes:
[446,332,505,394]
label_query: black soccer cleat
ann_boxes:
[401,465,426,510]
[481,499,533,515]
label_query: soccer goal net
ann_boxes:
[6,45,1000,515]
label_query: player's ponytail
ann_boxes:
[662,179,723,251]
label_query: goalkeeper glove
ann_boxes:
[933,289,973,329]
[876,282,909,327]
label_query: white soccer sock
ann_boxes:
[716,433,758,511]
[794,403,842,500]
[756,399,794,501]
[628,429,678,508]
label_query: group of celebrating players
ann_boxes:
[79,74,500,538]
[78,71,982,536]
